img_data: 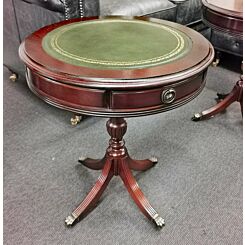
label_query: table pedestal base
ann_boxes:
[65,118,164,228]
[192,80,243,121]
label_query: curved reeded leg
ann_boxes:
[78,156,106,170]
[66,118,165,228]
[119,159,164,227]
[65,159,114,226]
[192,80,243,121]
[128,156,158,171]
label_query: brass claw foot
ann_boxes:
[153,214,165,227]
[9,73,18,82]
[212,51,221,67]
[78,156,86,162]
[212,58,220,67]
[78,156,105,170]
[128,156,158,171]
[216,93,228,101]
[70,115,83,126]
[65,214,77,227]
[191,113,202,122]
[149,156,158,164]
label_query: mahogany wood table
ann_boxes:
[19,16,214,227]
[192,0,243,121]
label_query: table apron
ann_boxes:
[202,7,243,35]
[26,67,207,117]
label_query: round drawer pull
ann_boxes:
[161,88,176,104]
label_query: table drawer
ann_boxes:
[110,72,205,110]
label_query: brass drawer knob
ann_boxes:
[161,88,176,104]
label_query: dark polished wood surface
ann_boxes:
[65,118,165,227]
[21,16,212,81]
[202,0,243,35]
[203,0,243,18]
[25,67,208,117]
[193,79,243,121]
[19,17,214,227]
[19,16,214,117]
[192,2,243,121]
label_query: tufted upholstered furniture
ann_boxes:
[4,0,204,78]
[3,0,99,77]
[100,0,202,26]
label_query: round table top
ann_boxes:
[42,18,192,70]
[202,0,243,18]
[20,16,213,89]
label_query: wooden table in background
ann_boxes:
[192,0,243,121]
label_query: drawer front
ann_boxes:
[26,68,106,110]
[110,71,205,110]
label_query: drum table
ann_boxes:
[192,0,243,121]
[19,16,214,227]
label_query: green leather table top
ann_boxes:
[42,19,192,70]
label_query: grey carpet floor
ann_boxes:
[3,55,242,245]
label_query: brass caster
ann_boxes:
[78,156,86,163]
[212,58,220,67]
[65,215,77,227]
[9,73,18,82]
[149,156,158,164]
[191,113,202,122]
[216,93,227,101]
[70,115,83,126]
[153,214,165,227]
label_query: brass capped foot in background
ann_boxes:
[216,93,228,101]
[70,114,83,126]
[212,58,220,67]
[212,51,221,67]
[9,73,18,82]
